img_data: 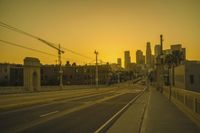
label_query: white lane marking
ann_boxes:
[94,91,144,133]
[40,110,59,118]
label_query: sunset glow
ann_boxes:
[0,0,200,65]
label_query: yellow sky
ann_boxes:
[0,0,200,65]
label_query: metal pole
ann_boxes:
[160,34,163,55]
[160,34,164,93]
[58,44,63,89]
[94,50,98,88]
[169,65,172,100]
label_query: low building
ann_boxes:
[41,63,112,85]
[10,64,23,86]
[0,62,114,86]
[0,63,23,86]
[174,61,200,92]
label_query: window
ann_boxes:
[190,75,194,84]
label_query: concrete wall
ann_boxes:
[174,61,200,92]
[24,57,41,91]
[174,65,185,89]
[0,64,10,85]
[185,61,200,92]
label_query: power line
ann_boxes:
[0,21,38,39]
[0,21,93,60]
[61,47,93,60]
[0,21,59,48]
[0,39,74,62]
[0,39,57,57]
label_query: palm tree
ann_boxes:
[164,54,176,100]
[172,50,184,66]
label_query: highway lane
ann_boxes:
[0,87,118,111]
[0,83,144,133]
[0,89,117,133]
[20,92,140,133]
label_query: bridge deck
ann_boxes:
[108,87,200,133]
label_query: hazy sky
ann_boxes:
[0,0,200,65]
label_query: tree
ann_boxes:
[172,50,184,66]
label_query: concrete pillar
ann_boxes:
[23,57,41,91]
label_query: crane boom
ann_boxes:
[37,38,64,89]
[38,38,64,53]
[0,21,64,89]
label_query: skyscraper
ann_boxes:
[154,45,161,58]
[146,42,152,67]
[124,51,131,70]
[136,50,145,64]
[154,44,161,64]
[117,58,122,67]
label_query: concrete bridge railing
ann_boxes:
[163,86,200,127]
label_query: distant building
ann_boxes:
[163,44,186,66]
[0,62,115,86]
[10,64,23,86]
[171,44,186,61]
[171,44,182,51]
[154,44,161,64]
[124,51,131,70]
[154,45,161,57]
[41,65,60,86]
[41,64,112,85]
[146,42,152,68]
[117,58,122,67]
[151,55,155,68]
[163,49,172,55]
[0,63,10,86]
[174,61,200,92]
[0,63,23,86]
[136,50,145,64]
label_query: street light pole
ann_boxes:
[94,50,99,89]
[160,34,164,93]
[58,44,63,89]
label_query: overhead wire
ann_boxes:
[61,47,93,60]
[0,39,74,62]
[0,21,93,60]
[0,39,57,57]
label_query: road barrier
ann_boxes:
[163,86,200,127]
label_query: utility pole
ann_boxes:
[58,44,63,89]
[94,50,99,88]
[0,22,65,89]
[156,34,164,93]
[160,34,163,55]
[160,34,164,93]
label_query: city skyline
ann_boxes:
[0,0,200,65]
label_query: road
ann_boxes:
[0,82,144,133]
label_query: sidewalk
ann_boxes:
[107,87,200,133]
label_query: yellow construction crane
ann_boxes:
[38,38,65,89]
[0,21,65,89]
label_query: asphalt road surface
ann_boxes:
[0,83,144,133]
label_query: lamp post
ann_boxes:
[156,34,164,93]
[94,50,99,89]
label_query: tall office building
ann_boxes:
[117,58,122,67]
[154,45,161,58]
[136,50,145,64]
[146,42,152,67]
[124,51,131,70]
[154,44,161,64]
